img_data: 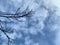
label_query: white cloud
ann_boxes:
[51,0,60,16]
[1,0,60,45]
[52,0,60,8]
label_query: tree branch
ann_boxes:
[0,10,32,18]
[0,7,32,45]
[0,28,11,45]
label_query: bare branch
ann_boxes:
[0,6,32,45]
[0,10,32,18]
[0,28,11,45]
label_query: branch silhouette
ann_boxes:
[0,7,32,45]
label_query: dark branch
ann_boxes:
[0,28,10,45]
[0,7,32,45]
[0,10,32,18]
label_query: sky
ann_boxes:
[0,0,60,45]
[52,0,60,8]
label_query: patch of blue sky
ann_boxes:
[0,0,60,45]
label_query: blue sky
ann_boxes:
[0,0,60,45]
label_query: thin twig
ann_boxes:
[0,7,32,45]
[0,29,10,45]
[0,22,11,45]
[0,10,31,18]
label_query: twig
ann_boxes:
[0,28,10,45]
[0,10,32,18]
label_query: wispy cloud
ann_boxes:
[0,0,60,45]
